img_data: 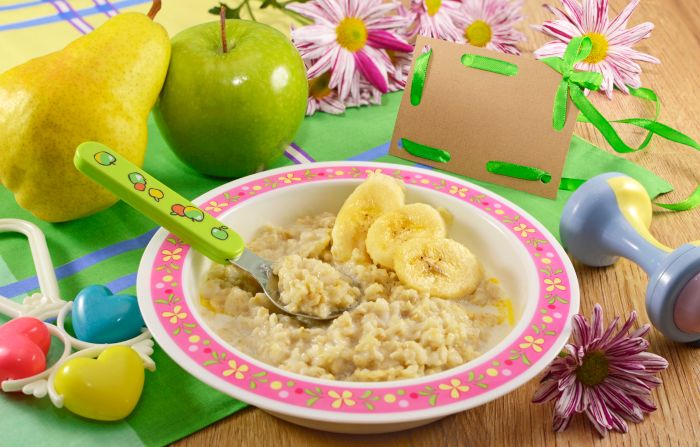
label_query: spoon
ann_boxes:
[74,142,358,321]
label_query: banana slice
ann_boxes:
[394,238,482,298]
[331,173,405,262]
[366,203,446,269]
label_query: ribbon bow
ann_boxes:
[541,37,700,153]
[541,37,602,131]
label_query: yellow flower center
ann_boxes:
[336,17,368,53]
[465,20,492,47]
[582,32,609,64]
[575,350,609,386]
[425,0,442,16]
[308,72,332,100]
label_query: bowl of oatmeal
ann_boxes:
[137,162,579,433]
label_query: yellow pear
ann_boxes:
[0,12,170,222]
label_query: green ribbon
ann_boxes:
[486,161,700,210]
[401,138,451,162]
[461,54,518,76]
[486,161,551,183]
[578,86,659,151]
[410,49,432,106]
[542,36,700,153]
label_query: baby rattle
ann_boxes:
[560,173,700,345]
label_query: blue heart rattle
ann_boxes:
[560,173,700,344]
[73,285,145,344]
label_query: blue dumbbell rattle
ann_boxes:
[560,173,700,344]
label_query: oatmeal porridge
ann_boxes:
[199,174,512,382]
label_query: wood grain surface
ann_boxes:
[175,1,700,445]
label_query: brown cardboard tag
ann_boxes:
[390,36,577,199]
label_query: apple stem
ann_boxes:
[220,3,228,53]
[147,0,161,20]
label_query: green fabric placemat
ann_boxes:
[0,91,672,446]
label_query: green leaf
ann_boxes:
[532,325,540,334]
[249,382,257,389]
[365,403,375,411]
[429,395,438,406]
[522,354,531,365]
[209,3,240,19]
[306,397,319,407]
[253,371,267,377]
[172,327,181,336]
[304,389,317,397]
[468,371,475,381]
[477,383,488,389]
[361,390,372,399]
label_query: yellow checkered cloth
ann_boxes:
[0,0,292,73]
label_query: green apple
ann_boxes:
[154,19,308,178]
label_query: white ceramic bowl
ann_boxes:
[137,162,579,434]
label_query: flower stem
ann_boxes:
[244,0,255,21]
[220,3,228,53]
[146,0,161,19]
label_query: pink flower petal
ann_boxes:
[608,21,654,46]
[605,0,640,35]
[534,41,569,59]
[367,30,413,52]
[354,49,388,93]
[532,380,561,403]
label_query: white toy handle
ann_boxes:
[0,219,60,304]
[0,219,63,318]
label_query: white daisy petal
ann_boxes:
[605,0,640,35]
[608,21,654,46]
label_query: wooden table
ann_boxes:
[176,1,700,445]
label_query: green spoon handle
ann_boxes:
[74,142,245,265]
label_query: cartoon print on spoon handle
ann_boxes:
[74,142,244,265]
[74,142,359,321]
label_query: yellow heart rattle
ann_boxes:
[0,219,155,421]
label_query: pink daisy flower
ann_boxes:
[533,0,660,98]
[533,304,668,437]
[401,0,468,42]
[459,0,526,55]
[288,0,413,102]
[306,71,346,116]
[386,50,413,92]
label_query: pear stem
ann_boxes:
[146,0,161,20]
[220,3,228,53]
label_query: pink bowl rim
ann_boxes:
[136,161,579,425]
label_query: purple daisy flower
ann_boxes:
[532,304,668,437]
